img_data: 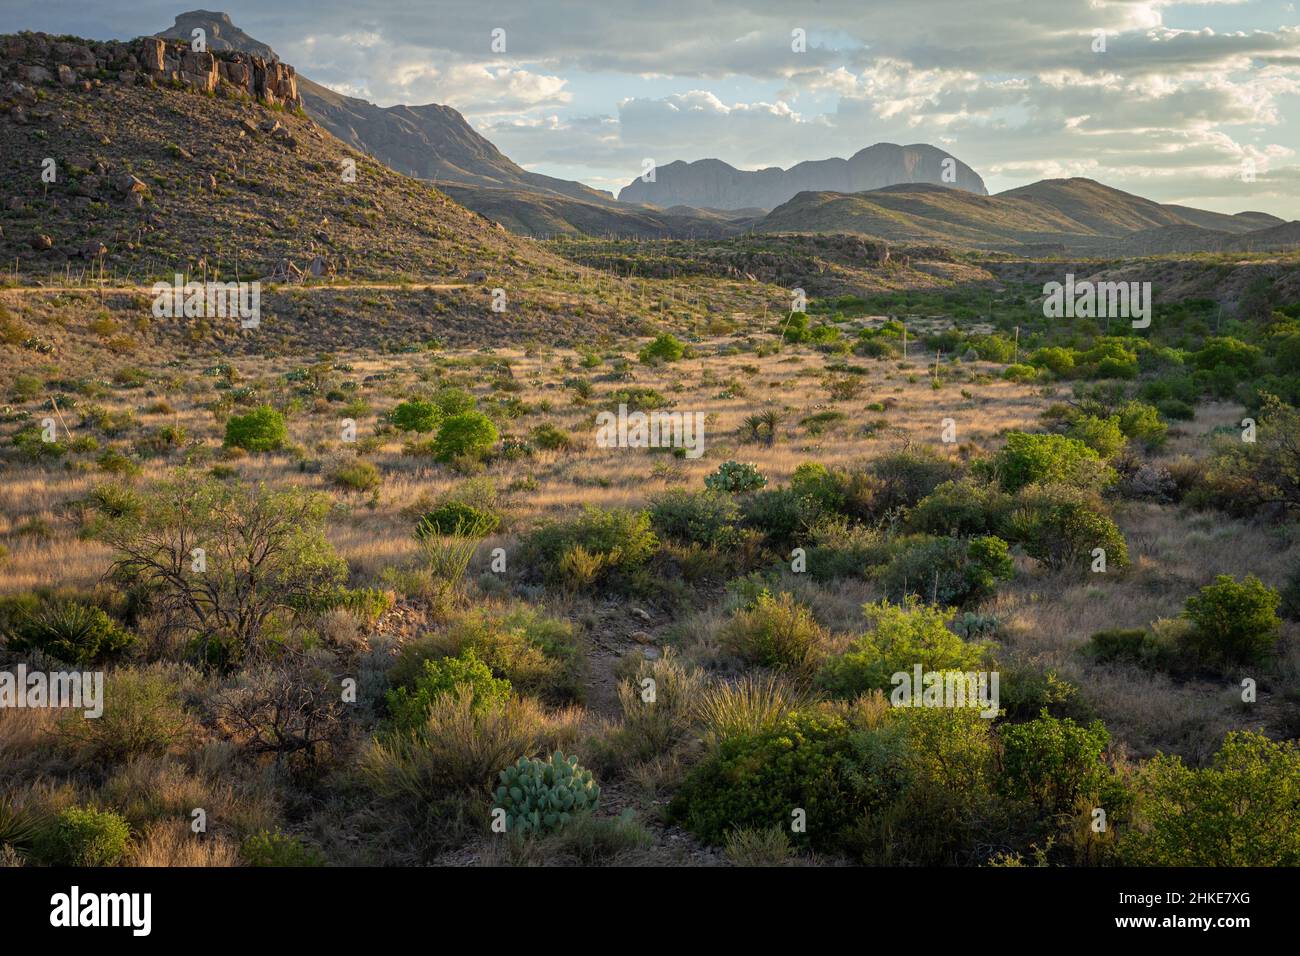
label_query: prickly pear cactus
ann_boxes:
[493,751,600,834]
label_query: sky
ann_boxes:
[3,1,1299,217]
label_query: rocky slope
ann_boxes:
[617,143,988,211]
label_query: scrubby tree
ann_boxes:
[92,474,346,667]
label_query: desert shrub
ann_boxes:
[1115,400,1167,449]
[1086,628,1151,663]
[606,650,707,764]
[1066,415,1126,459]
[423,606,582,705]
[719,591,828,676]
[740,487,820,546]
[530,422,572,451]
[241,830,326,867]
[433,386,476,416]
[1003,484,1128,571]
[803,516,886,580]
[330,457,381,492]
[390,399,441,433]
[982,432,1115,493]
[6,600,134,664]
[521,507,657,592]
[816,599,987,698]
[49,806,131,866]
[907,479,1011,537]
[725,826,796,865]
[1029,347,1075,377]
[212,655,349,767]
[1000,713,1123,818]
[58,668,192,764]
[93,475,345,666]
[1180,574,1280,668]
[1200,396,1300,515]
[493,751,600,834]
[386,648,512,732]
[876,534,1014,607]
[1002,363,1038,382]
[432,411,498,462]
[1121,731,1300,866]
[363,690,547,804]
[649,488,741,549]
[223,405,287,452]
[870,448,960,511]
[694,672,812,743]
[638,333,685,364]
[669,708,861,849]
[415,500,500,538]
[704,460,767,494]
[996,663,1079,721]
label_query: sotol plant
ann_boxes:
[493,751,600,835]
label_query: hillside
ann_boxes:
[756,177,1298,253]
[157,11,618,210]
[617,143,988,210]
[0,33,564,284]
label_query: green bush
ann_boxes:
[223,405,287,452]
[1066,415,1127,459]
[521,506,658,591]
[1121,731,1300,865]
[330,458,381,492]
[390,399,442,433]
[1181,574,1280,668]
[1003,484,1129,571]
[638,333,685,364]
[7,600,135,664]
[817,599,987,698]
[241,830,326,867]
[649,488,741,549]
[870,448,960,511]
[1086,628,1150,663]
[51,806,131,866]
[1116,400,1168,449]
[720,591,827,675]
[1000,713,1122,817]
[876,534,1014,607]
[908,479,1011,537]
[493,751,600,835]
[984,432,1115,493]
[705,460,767,494]
[386,648,512,732]
[431,411,498,462]
[669,708,861,849]
[1029,347,1075,377]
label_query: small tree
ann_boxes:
[1182,574,1280,667]
[390,399,442,433]
[432,412,498,462]
[93,474,346,667]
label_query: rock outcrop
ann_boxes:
[0,32,301,108]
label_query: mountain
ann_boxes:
[157,11,616,208]
[617,144,988,211]
[754,177,1295,253]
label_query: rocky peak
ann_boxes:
[157,10,280,62]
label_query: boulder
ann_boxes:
[30,234,53,250]
[137,38,166,72]
[79,240,108,259]
[115,174,148,196]
[56,64,76,86]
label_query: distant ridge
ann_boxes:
[617,143,988,211]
